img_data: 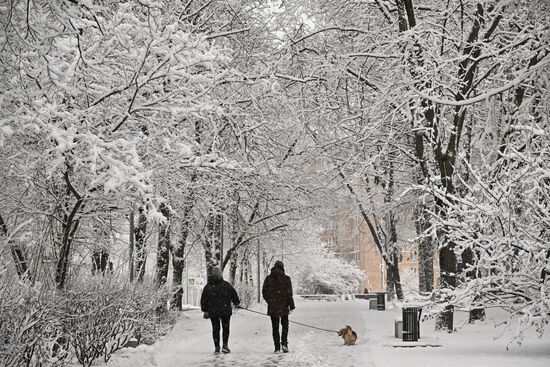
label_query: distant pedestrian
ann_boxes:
[200,266,240,354]
[262,260,295,353]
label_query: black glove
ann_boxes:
[203,312,209,319]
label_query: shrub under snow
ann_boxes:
[293,242,364,295]
[0,279,67,367]
[62,275,174,366]
[0,274,177,367]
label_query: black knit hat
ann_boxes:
[274,260,284,271]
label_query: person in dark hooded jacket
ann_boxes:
[200,266,240,354]
[262,260,295,353]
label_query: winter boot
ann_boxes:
[222,345,231,354]
[214,346,220,354]
[282,345,289,353]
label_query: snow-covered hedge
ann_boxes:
[62,275,174,366]
[0,279,66,367]
[0,275,176,367]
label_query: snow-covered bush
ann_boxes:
[234,281,257,309]
[0,274,175,367]
[293,241,364,295]
[61,275,174,366]
[0,279,67,367]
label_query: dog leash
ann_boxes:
[237,306,338,333]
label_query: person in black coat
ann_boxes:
[200,266,240,354]
[262,260,295,353]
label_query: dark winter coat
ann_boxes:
[200,273,240,318]
[262,266,295,316]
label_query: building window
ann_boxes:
[411,251,417,261]
[412,267,417,276]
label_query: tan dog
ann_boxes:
[337,325,357,346]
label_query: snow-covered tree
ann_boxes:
[274,0,549,332]
[0,0,235,289]
[283,227,364,295]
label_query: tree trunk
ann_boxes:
[403,0,416,27]
[156,203,171,285]
[416,204,434,293]
[55,198,83,289]
[92,249,109,275]
[411,102,434,295]
[229,252,238,284]
[469,308,486,323]
[242,249,250,285]
[204,211,222,276]
[461,247,486,322]
[384,155,404,301]
[435,228,456,331]
[171,204,194,310]
[437,5,497,330]
[263,255,270,278]
[228,199,239,284]
[134,207,148,282]
[56,163,86,290]
[171,260,184,310]
[246,258,253,285]
[392,255,404,300]
[396,0,459,331]
[395,0,408,32]
[129,211,135,282]
[436,304,455,332]
[0,213,29,279]
[239,258,244,283]
[385,252,404,301]
[386,263,395,301]
[435,212,457,331]
[400,0,435,296]
[542,249,550,283]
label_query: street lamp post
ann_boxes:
[257,240,261,303]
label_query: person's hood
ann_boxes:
[208,266,223,283]
[274,260,284,271]
[271,265,285,275]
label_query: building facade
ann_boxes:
[320,207,437,293]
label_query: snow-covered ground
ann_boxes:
[106,299,550,367]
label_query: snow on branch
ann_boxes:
[205,28,251,40]
[291,26,369,44]
[413,56,550,106]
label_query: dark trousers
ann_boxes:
[210,315,231,347]
[270,315,289,349]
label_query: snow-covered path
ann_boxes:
[106,299,550,367]
[108,300,372,367]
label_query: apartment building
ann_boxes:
[320,207,435,293]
